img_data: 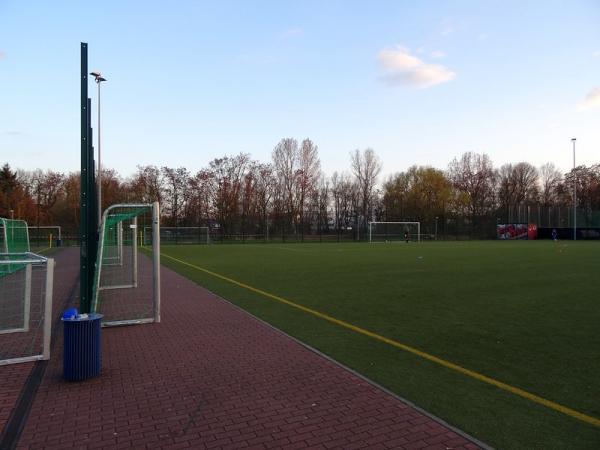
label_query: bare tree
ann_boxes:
[130,165,163,204]
[539,162,562,206]
[188,169,213,226]
[447,152,496,219]
[251,162,276,237]
[272,138,299,233]
[331,171,359,234]
[512,162,539,204]
[209,153,250,234]
[161,167,190,226]
[350,148,382,230]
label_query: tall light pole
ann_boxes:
[90,71,107,227]
[572,138,576,241]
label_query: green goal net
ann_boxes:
[0,218,30,254]
[91,203,160,327]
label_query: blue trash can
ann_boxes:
[62,313,103,381]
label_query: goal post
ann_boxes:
[369,222,421,243]
[27,226,62,248]
[91,202,160,327]
[144,226,210,245]
[0,218,30,253]
[0,253,54,365]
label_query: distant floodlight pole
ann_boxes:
[572,138,576,241]
[91,71,107,227]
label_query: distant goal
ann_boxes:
[144,226,209,245]
[368,222,421,243]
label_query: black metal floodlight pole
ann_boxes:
[80,43,98,314]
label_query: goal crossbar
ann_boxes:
[368,221,421,242]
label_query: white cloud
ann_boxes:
[593,50,600,58]
[281,27,303,39]
[430,50,445,58]
[578,86,600,111]
[377,47,456,89]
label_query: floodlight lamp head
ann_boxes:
[90,71,107,83]
[571,138,576,142]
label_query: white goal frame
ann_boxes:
[92,202,161,327]
[368,221,421,243]
[145,226,210,245]
[0,253,54,365]
[28,226,62,240]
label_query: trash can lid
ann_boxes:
[62,307,78,319]
[61,312,104,321]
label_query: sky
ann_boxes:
[1,0,599,181]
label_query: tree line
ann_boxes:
[1,138,599,240]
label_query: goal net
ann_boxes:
[0,218,30,253]
[28,226,62,248]
[369,222,421,242]
[0,252,54,365]
[144,226,209,245]
[91,202,160,327]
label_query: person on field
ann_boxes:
[404,230,409,243]
[552,228,557,241]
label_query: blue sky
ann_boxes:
[1,0,599,180]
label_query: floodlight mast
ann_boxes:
[91,71,107,227]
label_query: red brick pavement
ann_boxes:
[0,248,80,435]
[7,248,485,449]
[0,362,33,431]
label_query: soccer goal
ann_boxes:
[144,226,209,245]
[369,222,421,243]
[0,252,54,365]
[91,202,160,327]
[1,218,30,253]
[28,226,62,248]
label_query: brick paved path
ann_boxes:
[0,248,79,436]
[2,248,485,449]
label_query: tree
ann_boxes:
[208,153,250,234]
[539,163,563,206]
[188,169,213,226]
[161,167,190,227]
[296,139,321,236]
[272,138,299,233]
[0,164,34,220]
[383,166,452,230]
[447,152,496,219]
[511,162,539,204]
[100,169,127,210]
[330,171,358,234]
[129,165,163,204]
[20,170,65,226]
[350,148,382,230]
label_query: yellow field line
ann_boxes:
[162,252,600,428]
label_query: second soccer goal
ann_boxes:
[368,222,421,243]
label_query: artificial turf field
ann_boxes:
[158,241,600,449]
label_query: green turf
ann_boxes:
[159,241,600,449]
